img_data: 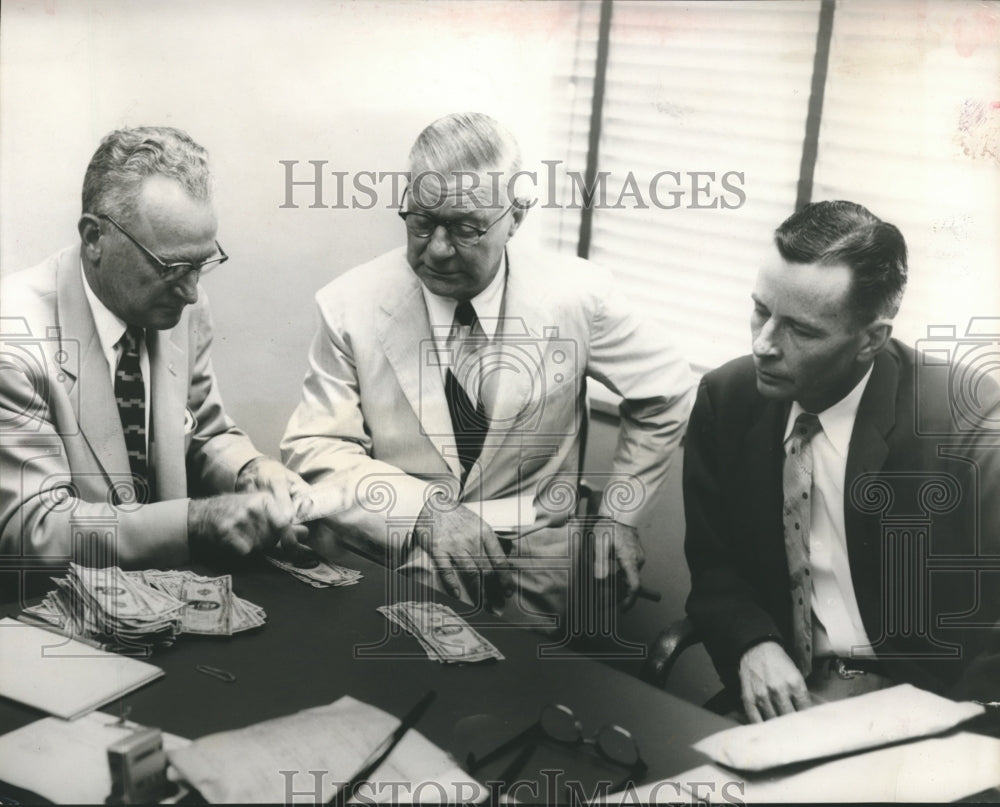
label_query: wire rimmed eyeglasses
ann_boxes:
[97,213,228,284]
[466,703,647,794]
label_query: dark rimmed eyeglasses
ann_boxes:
[466,703,647,794]
[397,186,513,248]
[97,213,228,284]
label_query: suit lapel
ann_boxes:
[55,250,131,481]
[744,397,788,566]
[464,246,557,495]
[377,265,463,479]
[147,326,188,500]
[844,349,899,634]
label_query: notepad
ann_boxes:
[0,711,189,804]
[0,618,164,719]
[692,684,984,772]
[168,695,487,803]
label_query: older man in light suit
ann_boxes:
[282,112,695,626]
[0,126,306,575]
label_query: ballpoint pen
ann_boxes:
[331,690,437,806]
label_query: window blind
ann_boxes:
[546,1,822,374]
[811,0,1000,348]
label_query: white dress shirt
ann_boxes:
[80,262,151,443]
[421,252,507,383]
[784,365,875,658]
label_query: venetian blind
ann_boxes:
[545,1,822,373]
[811,0,1000,349]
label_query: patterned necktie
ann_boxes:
[445,301,489,481]
[782,411,823,677]
[115,326,149,503]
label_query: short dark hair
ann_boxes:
[774,200,908,323]
[82,126,212,222]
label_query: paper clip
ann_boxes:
[195,664,236,683]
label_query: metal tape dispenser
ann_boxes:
[106,724,178,804]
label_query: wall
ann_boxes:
[0,0,577,453]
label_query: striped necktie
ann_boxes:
[445,300,489,481]
[115,325,149,503]
[782,411,823,676]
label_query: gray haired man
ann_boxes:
[282,112,696,628]
[0,126,307,572]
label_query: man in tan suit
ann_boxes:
[0,126,306,575]
[282,112,695,627]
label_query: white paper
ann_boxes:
[692,684,984,772]
[601,732,1000,803]
[0,618,164,719]
[0,711,188,805]
[167,695,486,804]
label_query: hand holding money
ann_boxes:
[188,492,304,556]
[291,480,351,525]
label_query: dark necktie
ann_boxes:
[445,301,489,481]
[115,326,149,503]
[782,411,823,676]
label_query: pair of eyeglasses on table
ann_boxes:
[465,703,648,796]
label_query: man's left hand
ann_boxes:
[236,456,311,549]
[592,518,645,610]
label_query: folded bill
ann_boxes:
[265,545,362,588]
[378,601,504,664]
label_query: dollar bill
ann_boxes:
[22,566,265,648]
[378,601,504,663]
[266,545,362,588]
[179,575,233,635]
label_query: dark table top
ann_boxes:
[0,549,734,804]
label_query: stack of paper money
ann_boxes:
[265,547,362,588]
[378,601,504,664]
[21,565,265,647]
[141,569,266,635]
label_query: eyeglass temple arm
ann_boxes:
[493,740,540,797]
[465,722,539,773]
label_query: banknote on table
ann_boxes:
[178,575,233,635]
[142,570,264,634]
[378,601,504,663]
[265,545,362,588]
[21,565,266,648]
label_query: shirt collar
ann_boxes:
[784,364,876,458]
[80,259,128,354]
[420,250,507,341]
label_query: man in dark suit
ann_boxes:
[682,200,1000,721]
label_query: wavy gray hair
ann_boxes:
[81,126,212,221]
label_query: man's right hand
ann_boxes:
[413,500,514,612]
[187,492,307,556]
[738,640,812,722]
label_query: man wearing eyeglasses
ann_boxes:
[282,112,695,628]
[0,126,308,572]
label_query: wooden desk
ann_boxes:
[0,549,734,804]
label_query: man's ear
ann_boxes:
[506,201,529,238]
[78,214,103,262]
[857,319,893,363]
